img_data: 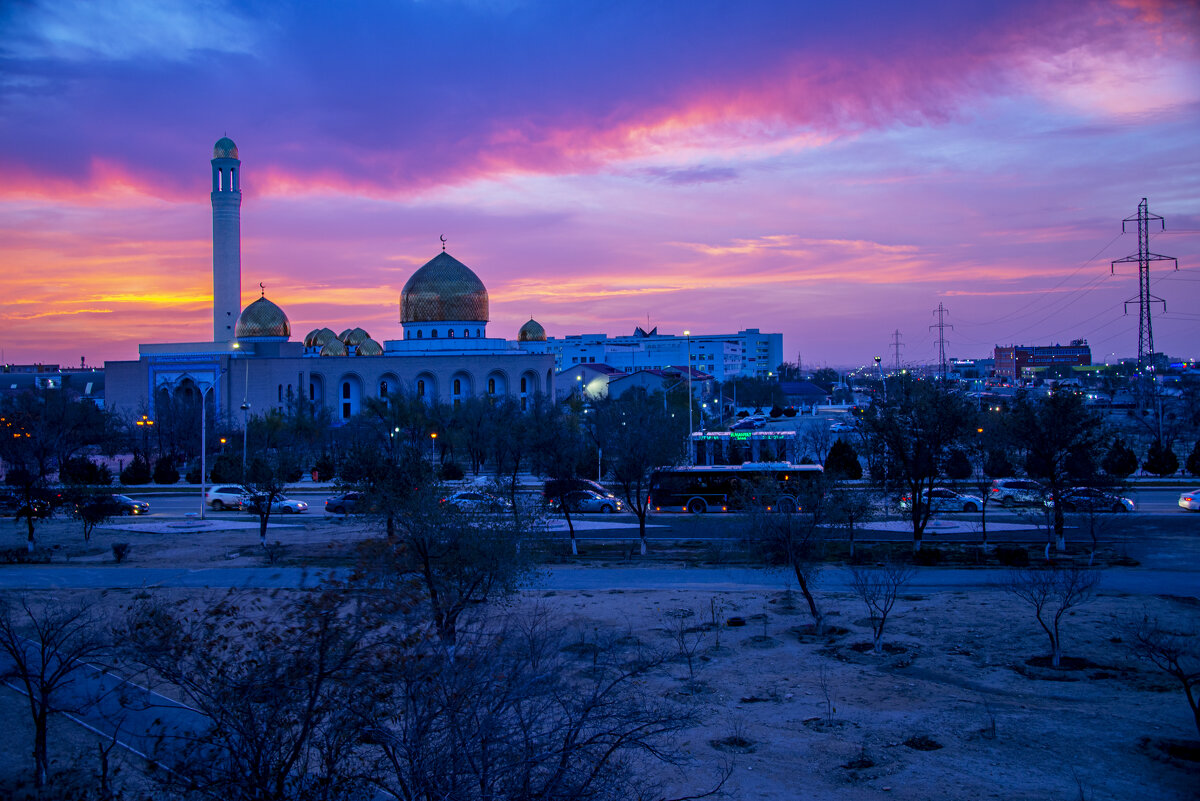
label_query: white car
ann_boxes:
[1180,489,1200,511]
[829,421,855,433]
[204,485,250,511]
[899,488,983,513]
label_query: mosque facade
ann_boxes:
[104,138,555,422]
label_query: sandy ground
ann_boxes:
[1,515,1198,799]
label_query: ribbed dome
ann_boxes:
[213,137,239,159]
[342,327,371,347]
[304,327,337,348]
[337,329,353,341]
[518,318,546,342]
[400,252,489,323]
[235,297,290,339]
[320,338,348,357]
[355,338,383,356]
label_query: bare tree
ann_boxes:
[1128,614,1200,736]
[1004,565,1101,668]
[826,483,876,560]
[849,561,915,655]
[742,480,827,633]
[0,597,108,788]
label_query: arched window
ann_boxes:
[380,381,388,398]
[463,329,469,338]
[448,329,455,338]
[417,380,425,397]
[342,382,350,399]
[488,378,496,395]
[286,384,293,401]
[453,379,461,394]
[417,330,423,339]
[476,328,481,337]
[309,383,315,400]
[432,329,438,338]
[520,377,527,393]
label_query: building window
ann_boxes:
[520,377,527,393]
[309,383,315,400]
[342,382,350,399]
[417,330,423,339]
[432,329,438,338]
[453,378,461,394]
[463,329,469,338]
[342,402,351,419]
[487,378,496,395]
[476,328,481,337]
[380,381,388,398]
[417,380,425,397]
[448,329,455,338]
[278,384,283,402]
[521,397,527,411]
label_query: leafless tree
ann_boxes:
[365,610,728,801]
[0,597,109,788]
[826,484,877,560]
[1127,614,1200,736]
[1004,565,1101,668]
[741,480,827,633]
[849,561,915,655]
[665,608,708,682]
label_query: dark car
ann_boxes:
[0,493,51,518]
[108,494,151,515]
[1046,487,1134,514]
[550,490,622,514]
[325,492,369,515]
[74,494,148,517]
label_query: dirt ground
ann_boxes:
[1,516,1198,800]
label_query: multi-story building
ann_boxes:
[993,340,1092,380]
[527,327,783,381]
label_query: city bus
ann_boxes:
[648,462,824,514]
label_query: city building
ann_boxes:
[993,340,1092,380]
[525,326,783,381]
[104,138,555,422]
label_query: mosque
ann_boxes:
[104,137,555,422]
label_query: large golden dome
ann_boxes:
[518,318,546,342]
[235,296,290,339]
[355,338,384,356]
[213,136,239,160]
[400,252,489,323]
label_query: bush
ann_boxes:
[185,463,202,484]
[210,453,243,484]
[824,439,862,480]
[983,450,1014,479]
[1185,441,1200,477]
[783,406,797,417]
[769,406,783,418]
[1102,437,1138,478]
[284,465,304,483]
[60,457,113,486]
[120,457,152,486]
[914,547,943,566]
[314,453,336,481]
[995,546,1029,567]
[112,543,131,563]
[1143,440,1179,477]
[153,457,179,485]
[439,462,465,481]
[943,450,972,481]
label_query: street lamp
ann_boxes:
[430,431,437,463]
[684,330,693,435]
[135,415,154,461]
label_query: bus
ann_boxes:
[648,462,824,514]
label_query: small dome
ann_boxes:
[518,318,546,342]
[213,137,239,160]
[342,327,371,347]
[355,338,383,356]
[319,338,348,357]
[235,296,290,339]
[337,328,353,341]
[400,252,489,323]
[304,327,337,348]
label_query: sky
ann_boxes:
[1,0,1199,370]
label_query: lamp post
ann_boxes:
[199,369,226,520]
[684,330,693,434]
[430,432,437,464]
[135,415,154,462]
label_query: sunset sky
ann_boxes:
[2,0,1198,370]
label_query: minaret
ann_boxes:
[211,136,242,341]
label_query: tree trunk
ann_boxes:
[980,500,988,549]
[1053,503,1065,552]
[34,706,48,787]
[25,516,35,554]
[1051,643,1062,668]
[638,511,648,556]
[873,631,883,656]
[793,563,822,633]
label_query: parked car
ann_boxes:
[550,490,622,514]
[204,485,250,511]
[108,494,151,515]
[829,421,855,433]
[988,478,1044,507]
[0,493,51,518]
[1179,489,1200,511]
[543,478,617,502]
[325,492,369,515]
[243,495,308,514]
[899,488,982,513]
[729,420,755,432]
[1046,487,1134,514]
[441,491,512,513]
